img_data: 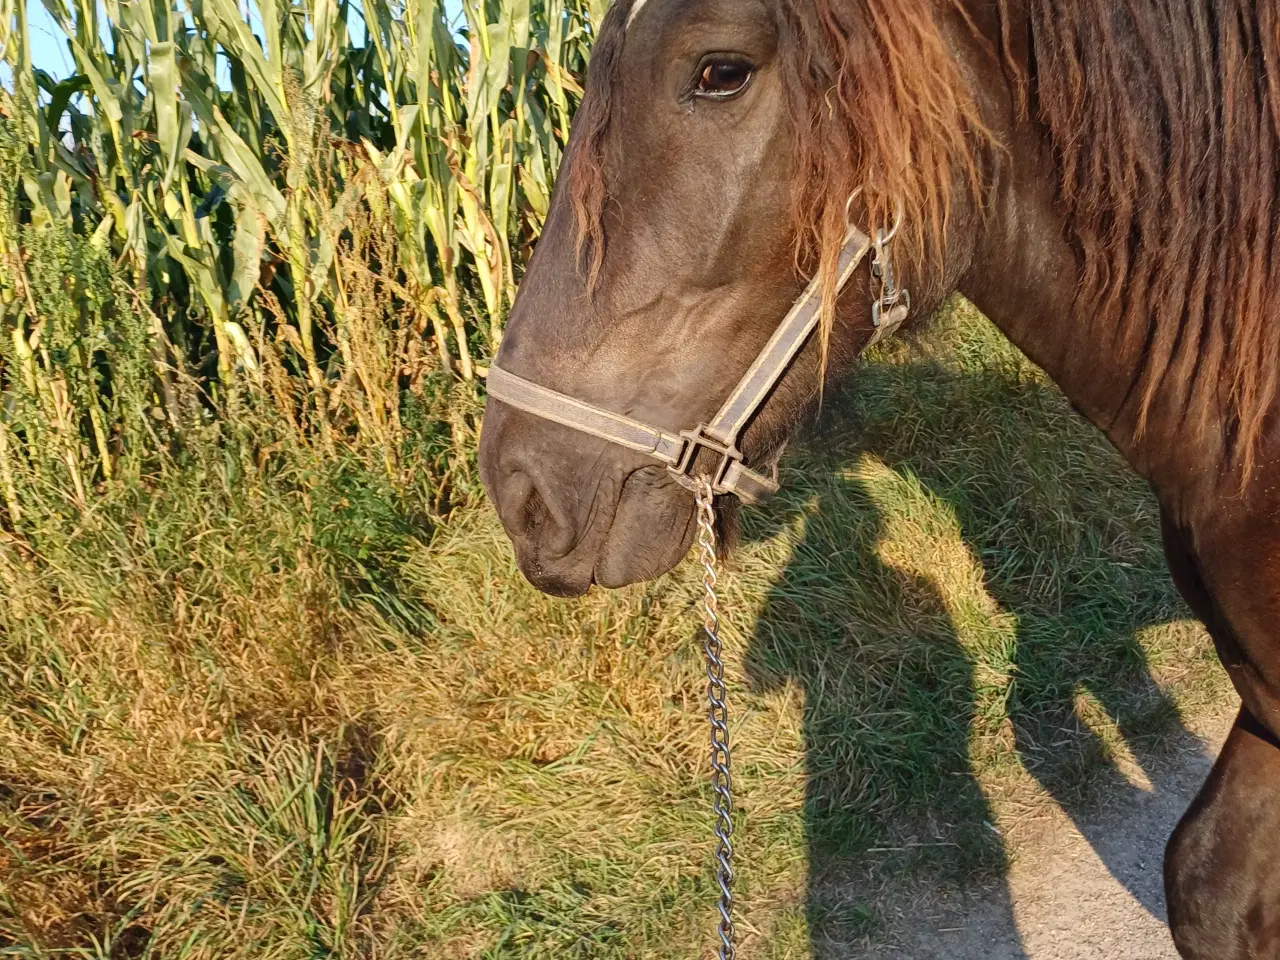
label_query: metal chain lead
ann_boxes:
[695,478,736,960]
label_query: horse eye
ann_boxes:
[697,60,753,98]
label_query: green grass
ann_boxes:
[0,302,1233,958]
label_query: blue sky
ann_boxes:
[28,2,76,77]
[24,0,466,80]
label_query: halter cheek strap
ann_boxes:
[486,216,910,505]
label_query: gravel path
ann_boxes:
[861,714,1233,960]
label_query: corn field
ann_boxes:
[0,0,601,526]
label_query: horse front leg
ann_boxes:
[1161,509,1280,959]
[1165,709,1280,959]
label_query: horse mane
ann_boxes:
[568,0,1280,477]
[1025,0,1280,478]
[774,0,995,371]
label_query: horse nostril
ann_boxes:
[521,480,545,526]
[499,470,539,536]
[503,469,578,561]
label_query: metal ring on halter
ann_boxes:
[875,198,906,248]
[843,186,865,228]
[846,190,904,248]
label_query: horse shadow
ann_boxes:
[741,357,1207,957]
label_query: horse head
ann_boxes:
[479,0,1003,596]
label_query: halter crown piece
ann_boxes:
[486,200,911,505]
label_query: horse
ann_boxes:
[476,0,1280,955]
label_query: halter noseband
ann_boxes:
[486,209,911,505]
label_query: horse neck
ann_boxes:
[952,0,1280,505]
[956,127,1213,496]
[939,0,1219,496]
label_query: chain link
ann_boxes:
[695,478,736,960]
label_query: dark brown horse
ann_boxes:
[477,0,1280,955]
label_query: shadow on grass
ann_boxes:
[743,353,1202,957]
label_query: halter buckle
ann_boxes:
[670,425,743,495]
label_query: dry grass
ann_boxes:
[0,302,1234,958]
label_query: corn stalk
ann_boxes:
[0,0,602,524]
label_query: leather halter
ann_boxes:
[486,214,910,505]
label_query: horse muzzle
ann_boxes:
[479,402,698,595]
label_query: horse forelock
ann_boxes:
[564,0,635,293]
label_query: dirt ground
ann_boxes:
[860,710,1234,960]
